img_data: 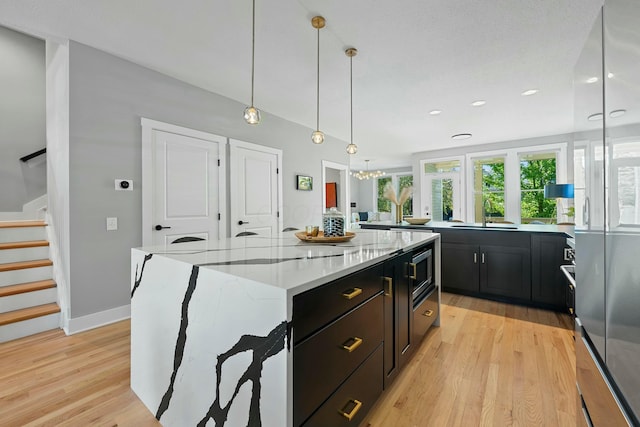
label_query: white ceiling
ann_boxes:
[0,0,604,169]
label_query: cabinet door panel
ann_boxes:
[531,234,567,308]
[480,245,531,299]
[441,243,479,293]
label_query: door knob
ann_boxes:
[238,220,250,225]
[155,225,172,231]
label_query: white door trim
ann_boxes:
[141,118,227,245]
[229,139,283,235]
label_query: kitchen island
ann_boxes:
[130,229,440,426]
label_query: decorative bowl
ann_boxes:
[295,231,356,243]
[405,218,431,225]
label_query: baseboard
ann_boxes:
[64,304,130,335]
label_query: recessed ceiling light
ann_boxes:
[610,109,626,118]
[521,89,539,96]
[429,110,442,115]
[608,72,615,79]
[586,77,599,84]
[451,133,472,140]
[588,113,603,121]
[471,100,486,107]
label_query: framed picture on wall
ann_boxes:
[296,175,313,191]
[326,182,337,207]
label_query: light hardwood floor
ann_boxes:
[0,293,575,427]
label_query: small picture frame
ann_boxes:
[296,175,313,191]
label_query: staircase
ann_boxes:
[0,220,60,343]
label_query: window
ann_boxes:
[520,152,557,223]
[473,157,505,223]
[574,146,586,225]
[422,159,462,221]
[376,174,413,219]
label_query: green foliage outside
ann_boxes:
[520,159,556,219]
[377,175,413,216]
[480,162,505,218]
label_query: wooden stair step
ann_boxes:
[0,221,47,229]
[0,259,53,272]
[0,303,60,326]
[0,279,56,297]
[0,240,49,251]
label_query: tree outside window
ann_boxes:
[520,153,556,223]
[473,157,505,222]
[376,175,413,217]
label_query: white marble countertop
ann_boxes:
[134,229,439,297]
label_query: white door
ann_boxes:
[423,173,462,221]
[141,119,226,246]
[230,139,282,237]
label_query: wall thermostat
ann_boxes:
[115,179,133,191]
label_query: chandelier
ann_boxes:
[351,160,385,180]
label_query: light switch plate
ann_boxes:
[106,217,118,231]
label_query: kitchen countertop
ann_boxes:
[358,220,574,237]
[133,228,439,297]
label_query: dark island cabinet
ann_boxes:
[531,233,569,310]
[382,251,412,388]
[293,240,438,426]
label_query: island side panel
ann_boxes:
[131,249,288,427]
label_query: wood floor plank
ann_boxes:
[0,293,575,427]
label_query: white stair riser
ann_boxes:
[0,227,46,243]
[0,246,50,264]
[0,312,60,343]
[0,266,53,287]
[1,288,57,313]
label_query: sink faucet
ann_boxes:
[482,198,493,227]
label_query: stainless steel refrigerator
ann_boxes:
[575,1,640,425]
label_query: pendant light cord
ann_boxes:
[350,55,353,146]
[316,25,320,131]
[250,0,256,106]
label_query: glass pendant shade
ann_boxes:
[311,130,325,144]
[346,143,358,154]
[244,106,261,125]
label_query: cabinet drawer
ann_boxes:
[294,295,383,426]
[293,262,384,344]
[302,344,384,427]
[413,286,438,341]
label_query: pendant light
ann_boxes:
[243,0,261,125]
[345,48,358,154]
[311,16,325,144]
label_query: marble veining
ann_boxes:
[131,253,153,298]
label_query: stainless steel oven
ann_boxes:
[409,246,433,307]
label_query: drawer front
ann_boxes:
[302,344,384,427]
[293,262,384,344]
[294,295,384,426]
[413,286,438,341]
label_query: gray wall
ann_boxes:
[0,26,45,211]
[67,41,349,318]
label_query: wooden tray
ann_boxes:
[295,231,356,243]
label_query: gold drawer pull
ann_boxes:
[341,287,363,300]
[422,309,434,317]
[409,263,417,279]
[341,337,363,353]
[339,399,363,421]
[383,277,393,296]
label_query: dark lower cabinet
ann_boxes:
[438,228,532,304]
[531,234,568,309]
[441,242,479,293]
[293,241,438,426]
[302,345,384,427]
[382,251,412,388]
[479,245,531,300]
